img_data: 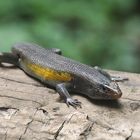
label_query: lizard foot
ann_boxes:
[66,98,82,109]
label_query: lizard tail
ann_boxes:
[0,52,19,66]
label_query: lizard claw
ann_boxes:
[66,98,82,109]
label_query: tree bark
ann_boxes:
[0,67,139,140]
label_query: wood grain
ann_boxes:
[0,67,140,140]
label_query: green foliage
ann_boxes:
[0,0,140,72]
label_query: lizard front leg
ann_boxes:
[56,83,81,108]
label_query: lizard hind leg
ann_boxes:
[94,66,128,82]
[0,52,19,66]
[48,48,62,55]
[111,76,129,82]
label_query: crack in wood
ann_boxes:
[54,120,66,140]
[19,109,38,140]
[0,95,43,106]
[0,107,18,111]
[80,122,94,138]
[37,108,48,116]
[4,128,8,140]
[54,112,87,139]
[19,120,34,140]
[87,116,115,131]
[125,129,133,140]
[0,88,45,97]
[0,76,44,87]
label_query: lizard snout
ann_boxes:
[104,82,122,99]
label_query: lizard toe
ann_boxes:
[66,98,82,109]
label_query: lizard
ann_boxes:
[0,43,128,108]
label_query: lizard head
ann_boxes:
[73,76,122,100]
[85,81,122,100]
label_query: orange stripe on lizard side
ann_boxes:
[26,62,72,82]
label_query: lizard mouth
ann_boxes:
[105,82,122,99]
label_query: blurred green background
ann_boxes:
[0,0,140,72]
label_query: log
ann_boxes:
[0,66,140,140]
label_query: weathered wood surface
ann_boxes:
[0,66,139,140]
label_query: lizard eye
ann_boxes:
[102,85,108,91]
[102,86,106,90]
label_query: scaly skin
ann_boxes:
[0,43,124,108]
